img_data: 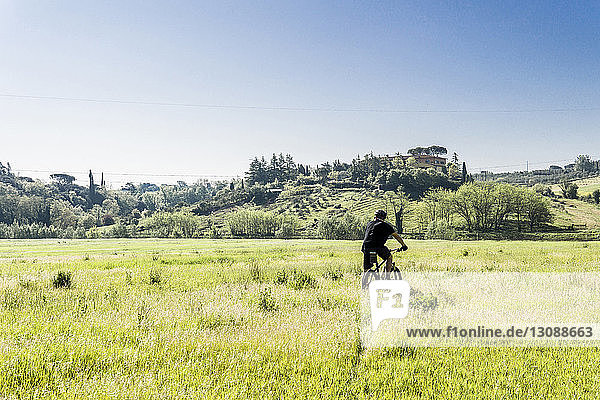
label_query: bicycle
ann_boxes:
[361,248,404,290]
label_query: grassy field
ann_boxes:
[1,239,600,399]
[549,198,600,229]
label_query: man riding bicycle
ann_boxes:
[362,209,408,272]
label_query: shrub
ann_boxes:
[274,270,288,285]
[141,211,203,238]
[112,224,131,238]
[318,213,366,240]
[101,214,115,226]
[277,269,317,290]
[228,209,281,238]
[52,271,72,289]
[533,183,554,197]
[323,267,343,281]
[276,214,300,238]
[149,269,162,285]
[410,289,439,311]
[248,260,263,283]
[426,220,457,240]
[0,223,59,239]
[257,287,278,312]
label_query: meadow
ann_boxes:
[1,239,600,399]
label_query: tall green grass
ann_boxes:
[0,239,599,398]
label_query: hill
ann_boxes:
[550,176,600,197]
[549,197,600,229]
[201,183,600,239]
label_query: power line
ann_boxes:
[2,93,600,113]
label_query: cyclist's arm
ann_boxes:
[391,232,406,247]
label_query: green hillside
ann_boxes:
[549,197,600,229]
[209,184,600,236]
[550,176,600,197]
[206,186,400,237]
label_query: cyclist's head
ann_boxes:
[375,210,387,220]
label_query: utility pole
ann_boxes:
[526,161,529,172]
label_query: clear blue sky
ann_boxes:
[1,1,599,186]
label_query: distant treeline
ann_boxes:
[475,155,600,186]
[246,151,462,199]
[0,149,596,240]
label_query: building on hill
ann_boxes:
[383,154,447,172]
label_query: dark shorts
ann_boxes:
[362,246,392,269]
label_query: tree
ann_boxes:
[283,154,298,180]
[416,188,453,232]
[523,191,552,231]
[0,162,11,176]
[593,189,600,204]
[559,180,578,199]
[49,200,78,229]
[50,174,75,186]
[332,159,349,172]
[511,187,527,232]
[461,162,468,183]
[268,154,282,182]
[428,145,448,156]
[408,145,447,156]
[89,170,95,198]
[384,191,410,233]
[575,155,595,172]
[532,184,553,197]
[228,209,280,238]
[318,213,366,240]
[314,163,332,183]
[246,157,269,186]
[448,163,461,181]
[408,147,425,156]
[452,183,475,231]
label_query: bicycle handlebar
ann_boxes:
[391,245,409,252]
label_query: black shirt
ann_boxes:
[362,219,395,248]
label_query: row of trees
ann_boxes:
[476,154,600,186]
[373,167,458,198]
[246,154,299,185]
[227,209,300,238]
[415,182,552,234]
[408,146,448,156]
[141,211,204,238]
[317,213,366,240]
[244,147,460,197]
